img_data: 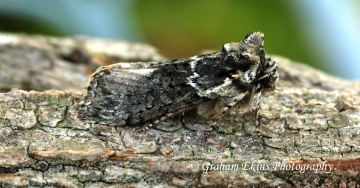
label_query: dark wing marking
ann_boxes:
[82,53,224,126]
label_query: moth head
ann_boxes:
[222,32,266,84]
[222,32,265,61]
[243,32,264,47]
[222,32,278,90]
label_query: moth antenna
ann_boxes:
[232,74,241,79]
[274,86,282,91]
[258,74,270,80]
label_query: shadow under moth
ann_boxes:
[79,32,278,127]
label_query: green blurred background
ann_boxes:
[0,0,359,79]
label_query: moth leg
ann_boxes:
[243,83,261,127]
[221,92,248,115]
[253,107,259,130]
[139,113,175,132]
[208,92,249,125]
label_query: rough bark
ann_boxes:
[0,32,359,187]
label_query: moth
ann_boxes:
[79,32,278,127]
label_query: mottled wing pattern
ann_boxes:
[82,53,230,126]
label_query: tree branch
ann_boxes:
[0,32,359,187]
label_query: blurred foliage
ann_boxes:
[133,0,317,69]
[0,1,321,70]
[0,13,64,36]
